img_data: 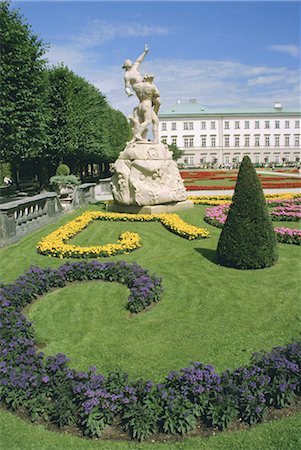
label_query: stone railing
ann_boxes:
[59,183,96,211]
[0,192,63,247]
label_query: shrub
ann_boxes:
[217,156,278,269]
[56,163,70,176]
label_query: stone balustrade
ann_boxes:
[0,192,63,246]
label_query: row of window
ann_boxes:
[162,134,301,148]
[161,119,300,131]
[183,154,300,165]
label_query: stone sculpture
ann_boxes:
[109,46,192,213]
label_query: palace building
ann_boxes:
[158,100,301,167]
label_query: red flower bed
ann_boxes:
[185,185,235,191]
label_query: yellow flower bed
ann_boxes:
[37,211,209,258]
[188,193,301,205]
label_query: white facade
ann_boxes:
[158,101,301,166]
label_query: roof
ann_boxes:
[158,102,301,118]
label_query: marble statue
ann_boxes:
[109,46,192,213]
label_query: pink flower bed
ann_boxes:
[204,203,301,245]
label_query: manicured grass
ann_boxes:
[21,204,301,381]
[1,202,300,447]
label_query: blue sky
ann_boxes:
[13,1,300,113]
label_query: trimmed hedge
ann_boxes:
[217,156,278,269]
[0,262,300,441]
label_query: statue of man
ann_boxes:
[122,44,149,97]
[133,74,161,142]
[122,45,161,143]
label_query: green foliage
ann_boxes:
[49,174,80,187]
[123,401,159,441]
[168,143,184,161]
[161,398,197,435]
[56,163,70,176]
[217,155,278,269]
[0,162,12,183]
[0,1,48,164]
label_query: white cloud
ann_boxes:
[77,20,170,46]
[44,42,300,114]
[267,44,300,58]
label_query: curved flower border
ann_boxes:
[37,211,210,259]
[0,262,300,441]
[204,203,301,245]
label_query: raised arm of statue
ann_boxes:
[135,44,149,67]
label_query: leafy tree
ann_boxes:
[217,155,278,269]
[0,1,48,186]
[168,143,184,161]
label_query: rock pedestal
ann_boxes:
[109,141,192,213]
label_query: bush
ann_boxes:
[56,163,70,176]
[217,155,278,269]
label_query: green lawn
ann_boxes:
[0,203,300,448]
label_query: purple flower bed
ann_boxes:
[0,262,300,441]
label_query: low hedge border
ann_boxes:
[0,262,300,441]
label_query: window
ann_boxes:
[183,122,194,130]
[184,137,193,147]
[255,121,260,129]
[184,157,188,164]
[275,154,280,163]
[255,135,260,147]
[224,136,230,147]
[201,135,207,147]
[285,121,290,129]
[201,121,206,130]
[275,135,280,147]
[285,135,290,146]
[235,121,240,129]
[211,121,216,130]
[244,135,250,147]
[189,156,194,165]
[255,154,260,163]
[265,121,270,129]
[245,121,250,129]
[211,136,216,147]
[264,155,270,163]
[224,121,229,129]
[234,135,240,147]
[294,135,300,147]
[224,155,229,164]
[275,120,280,129]
[200,156,206,164]
[161,122,167,131]
[161,136,167,144]
[265,135,270,147]
[171,122,177,131]
[171,136,177,146]
[295,120,300,129]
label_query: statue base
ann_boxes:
[107,200,194,215]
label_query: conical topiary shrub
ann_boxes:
[217,156,278,269]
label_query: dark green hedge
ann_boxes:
[217,156,278,269]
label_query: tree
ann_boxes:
[167,143,184,161]
[217,155,278,269]
[0,1,48,186]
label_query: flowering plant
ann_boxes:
[37,211,209,259]
[0,265,300,440]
